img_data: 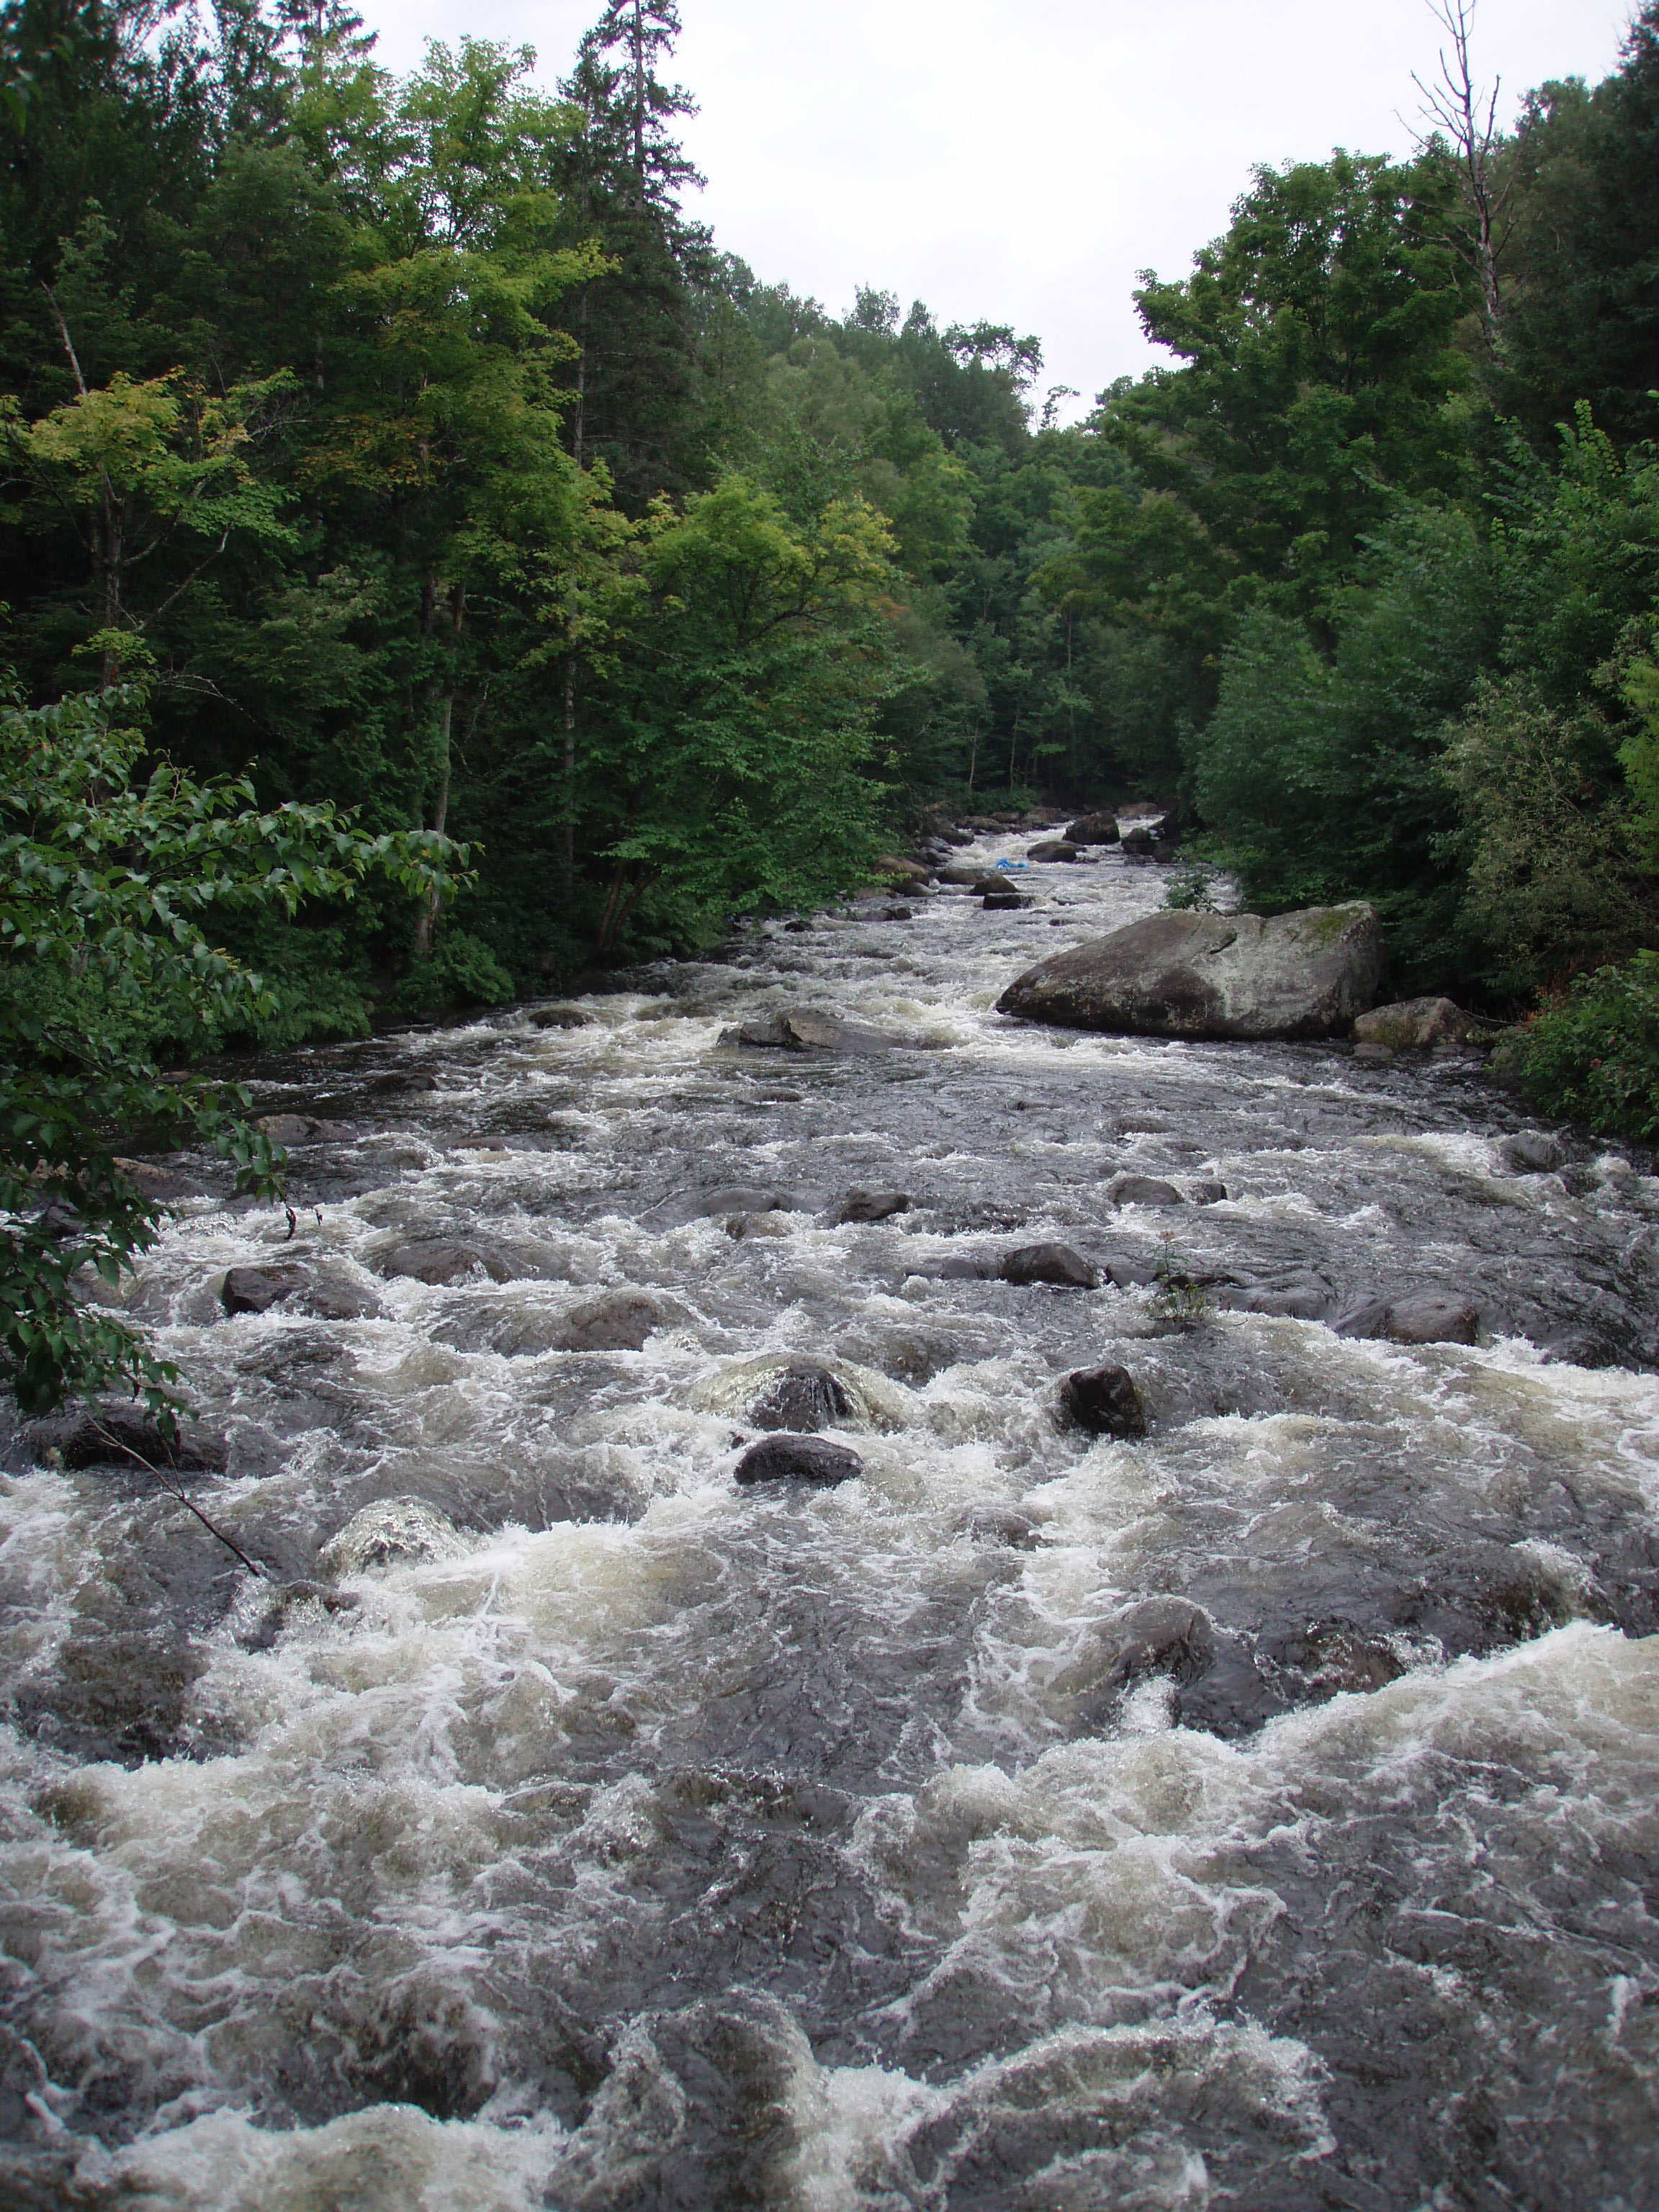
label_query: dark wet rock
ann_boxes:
[367,1069,438,1094]
[1064,813,1120,845]
[698,1186,803,1218]
[983,891,1033,911]
[1190,1179,1229,1205]
[783,919,812,934]
[835,1189,911,1223]
[716,1009,902,1054]
[1058,1363,1147,1438]
[996,903,1382,1040]
[1120,824,1177,860]
[959,1506,1040,1547]
[527,1007,593,1030]
[733,1434,864,1485]
[1354,995,1481,1051]
[1336,1293,1480,1346]
[112,1156,210,1203]
[552,1291,668,1352]
[1215,1270,1336,1319]
[1001,1243,1102,1289]
[1107,1173,1186,1209]
[255,1112,325,1144]
[932,1252,999,1280]
[936,862,1002,887]
[379,1237,519,1287]
[28,1404,225,1473]
[1106,1597,1217,1689]
[881,906,914,921]
[1027,840,1081,863]
[317,1496,466,1575]
[1498,1130,1566,1174]
[722,1210,794,1240]
[221,1264,305,1316]
[745,1362,855,1432]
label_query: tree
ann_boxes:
[0,681,454,1421]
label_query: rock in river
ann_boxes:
[995,903,1382,1040]
[1001,1243,1102,1289]
[553,1290,669,1352]
[717,1009,902,1053]
[318,1496,467,1575]
[1065,812,1120,845]
[1106,1174,1185,1210]
[1336,1293,1480,1346]
[746,1362,855,1431]
[734,1434,864,1486]
[1058,1364,1147,1438]
[835,1189,911,1223]
[1353,996,1481,1051]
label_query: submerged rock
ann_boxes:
[1058,1364,1147,1438]
[255,1113,325,1145]
[835,1189,912,1223]
[1104,1597,1217,1689]
[1001,1243,1102,1289]
[983,891,1033,911]
[379,1237,518,1287]
[699,1186,802,1218]
[1215,1270,1336,1319]
[1336,1293,1480,1346]
[29,1405,225,1473]
[553,1291,668,1352]
[1498,1130,1566,1174]
[996,903,1382,1040]
[733,1434,863,1486]
[1107,1174,1185,1210]
[317,1496,467,1575]
[367,1069,438,1094]
[745,1362,855,1431]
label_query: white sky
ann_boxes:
[362,0,1632,413]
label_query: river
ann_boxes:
[1,832,1657,2211]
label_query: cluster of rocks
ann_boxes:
[868,799,1178,902]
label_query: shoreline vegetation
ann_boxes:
[4,0,1659,1409]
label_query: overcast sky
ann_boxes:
[363,0,1632,413]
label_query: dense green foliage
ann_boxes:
[0,680,451,1416]
[6,0,1659,1418]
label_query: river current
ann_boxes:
[2,835,1658,2211]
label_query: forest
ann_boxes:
[4,0,1659,1403]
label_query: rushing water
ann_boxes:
[2,836,1658,2211]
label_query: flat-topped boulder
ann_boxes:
[995,903,1382,1040]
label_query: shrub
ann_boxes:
[1510,952,1659,1138]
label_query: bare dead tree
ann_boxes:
[1411,0,1516,356]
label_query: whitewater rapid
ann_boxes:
[1,838,1656,2210]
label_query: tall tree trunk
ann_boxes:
[559,648,578,902]
[414,580,466,958]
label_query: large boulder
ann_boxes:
[1026,840,1081,863]
[995,904,1382,1040]
[1065,813,1120,845]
